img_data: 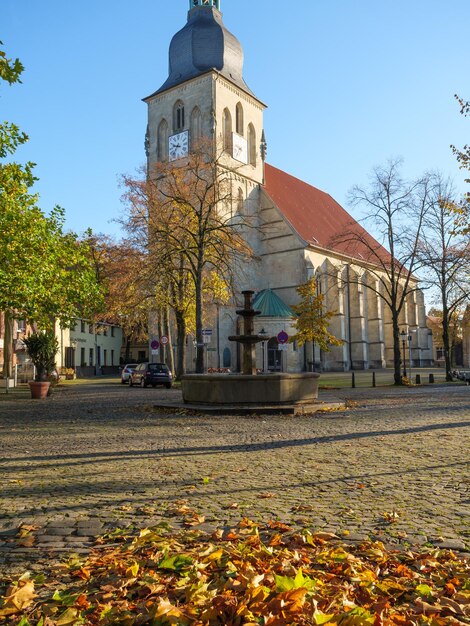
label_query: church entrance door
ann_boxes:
[267,338,282,372]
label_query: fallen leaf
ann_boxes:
[0,581,35,616]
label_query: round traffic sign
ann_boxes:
[160,335,169,345]
[277,331,289,344]
[150,339,160,350]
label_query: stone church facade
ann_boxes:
[144,0,433,372]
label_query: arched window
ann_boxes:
[190,106,202,146]
[235,102,244,135]
[223,347,231,368]
[237,188,244,214]
[173,100,185,132]
[248,123,256,166]
[222,108,232,152]
[157,119,168,161]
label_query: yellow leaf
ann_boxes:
[0,580,35,616]
[56,607,81,625]
[126,561,140,578]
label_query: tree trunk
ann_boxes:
[195,268,204,374]
[124,335,131,363]
[392,316,402,385]
[175,310,186,379]
[3,310,13,379]
[157,309,164,363]
[441,306,453,382]
[163,305,175,374]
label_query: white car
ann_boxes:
[120,363,138,384]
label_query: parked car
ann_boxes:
[129,362,173,388]
[120,363,138,384]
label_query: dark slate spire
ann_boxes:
[148,1,254,98]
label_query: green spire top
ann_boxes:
[190,0,220,9]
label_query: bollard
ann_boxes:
[429,373,434,384]
[372,371,376,388]
[415,374,421,385]
[352,372,356,388]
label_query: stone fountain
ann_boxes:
[181,290,320,408]
[228,290,267,375]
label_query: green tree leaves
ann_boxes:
[0,41,104,330]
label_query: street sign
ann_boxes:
[278,344,288,351]
[151,349,159,356]
[160,335,169,345]
[150,339,160,350]
[277,331,289,344]
[202,329,213,335]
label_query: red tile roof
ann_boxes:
[263,163,389,264]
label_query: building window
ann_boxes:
[157,119,168,161]
[248,123,256,166]
[89,348,94,366]
[223,108,232,152]
[235,102,244,135]
[223,347,231,368]
[16,319,26,332]
[436,347,445,361]
[190,106,202,146]
[65,346,75,368]
[81,347,86,366]
[111,326,115,337]
[89,323,93,334]
[103,326,107,336]
[104,349,108,366]
[81,320,85,333]
[173,100,185,132]
[111,349,114,365]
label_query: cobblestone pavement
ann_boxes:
[0,381,469,575]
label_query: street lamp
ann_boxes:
[70,340,77,369]
[400,330,407,378]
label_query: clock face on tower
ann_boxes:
[232,132,248,164]
[168,130,189,161]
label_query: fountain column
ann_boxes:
[229,290,262,375]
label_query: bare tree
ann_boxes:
[121,139,254,375]
[419,175,470,380]
[449,95,470,236]
[335,159,432,385]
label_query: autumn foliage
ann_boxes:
[290,278,342,352]
[1,520,469,625]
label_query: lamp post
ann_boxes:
[70,340,77,369]
[400,330,407,378]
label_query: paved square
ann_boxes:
[0,381,469,574]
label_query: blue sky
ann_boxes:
[1,0,469,237]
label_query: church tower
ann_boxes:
[143,0,266,188]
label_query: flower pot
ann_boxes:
[29,381,51,399]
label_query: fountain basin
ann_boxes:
[181,372,320,405]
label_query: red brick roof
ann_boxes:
[263,163,389,263]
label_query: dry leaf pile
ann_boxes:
[1,519,469,625]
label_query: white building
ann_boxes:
[58,320,123,376]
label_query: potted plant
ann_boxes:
[24,331,59,399]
